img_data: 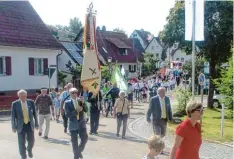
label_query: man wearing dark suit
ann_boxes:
[65,88,88,159]
[11,90,39,159]
[146,87,172,137]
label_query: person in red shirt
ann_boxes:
[169,100,203,159]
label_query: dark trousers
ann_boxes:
[90,110,100,133]
[117,114,128,137]
[70,122,88,159]
[62,113,68,130]
[17,123,34,159]
[153,119,167,137]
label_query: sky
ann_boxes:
[29,0,175,36]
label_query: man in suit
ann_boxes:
[11,89,39,159]
[146,87,172,137]
[65,88,88,159]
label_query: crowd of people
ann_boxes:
[11,73,202,159]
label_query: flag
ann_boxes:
[121,66,125,76]
[81,11,101,95]
[111,66,127,92]
[185,0,204,41]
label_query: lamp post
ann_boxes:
[107,57,112,80]
[184,70,188,90]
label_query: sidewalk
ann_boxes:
[0,102,169,159]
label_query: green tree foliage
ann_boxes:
[142,53,160,76]
[69,17,82,34]
[159,1,233,108]
[101,66,111,81]
[58,71,67,85]
[213,54,233,111]
[113,28,126,34]
[66,60,82,78]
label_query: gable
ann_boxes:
[145,38,163,54]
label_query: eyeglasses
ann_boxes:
[191,107,203,113]
[71,92,78,94]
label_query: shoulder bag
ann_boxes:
[117,99,125,117]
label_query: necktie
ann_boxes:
[74,100,80,120]
[22,102,29,124]
[161,99,167,119]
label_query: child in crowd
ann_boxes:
[53,93,61,123]
[142,135,165,159]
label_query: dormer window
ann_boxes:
[118,48,128,55]
[102,47,108,53]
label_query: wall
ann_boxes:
[166,48,192,64]
[144,38,163,59]
[130,31,147,49]
[117,63,139,78]
[0,46,59,91]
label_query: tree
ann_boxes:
[113,28,126,34]
[142,53,160,76]
[58,71,67,85]
[66,60,82,78]
[213,53,233,112]
[69,17,82,34]
[159,1,233,108]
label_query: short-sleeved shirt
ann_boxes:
[175,118,202,159]
[61,91,70,109]
[35,94,53,115]
[53,98,60,108]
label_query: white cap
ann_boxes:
[69,87,78,93]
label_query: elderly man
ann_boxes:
[35,87,54,139]
[60,83,73,133]
[11,90,39,159]
[146,87,172,137]
[65,88,88,159]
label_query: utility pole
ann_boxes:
[191,0,196,99]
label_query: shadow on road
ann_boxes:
[44,138,70,146]
[97,131,147,144]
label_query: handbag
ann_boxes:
[117,99,125,117]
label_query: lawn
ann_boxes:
[168,108,233,142]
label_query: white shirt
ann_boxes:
[159,97,165,118]
[20,100,28,117]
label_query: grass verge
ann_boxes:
[169,108,233,143]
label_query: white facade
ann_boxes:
[166,48,192,64]
[117,63,140,78]
[0,46,59,91]
[144,38,163,59]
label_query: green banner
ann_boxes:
[111,65,127,92]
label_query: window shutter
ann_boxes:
[43,58,48,75]
[134,65,136,72]
[129,65,131,72]
[29,58,34,75]
[5,56,12,76]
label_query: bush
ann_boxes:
[173,88,192,114]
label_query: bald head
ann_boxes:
[158,87,166,98]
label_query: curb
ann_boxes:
[129,116,233,148]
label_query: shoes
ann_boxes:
[94,132,98,135]
[28,151,33,158]
[64,128,67,133]
[39,132,42,136]
[116,134,120,137]
[44,136,48,139]
[122,136,126,139]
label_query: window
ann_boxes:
[156,54,159,58]
[118,48,128,55]
[181,58,184,62]
[29,58,48,76]
[129,65,136,72]
[151,46,154,50]
[102,47,108,53]
[119,65,123,69]
[176,58,180,61]
[0,56,11,76]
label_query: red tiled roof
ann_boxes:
[0,1,62,50]
[96,30,142,63]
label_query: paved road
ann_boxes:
[0,102,169,159]
[129,104,233,159]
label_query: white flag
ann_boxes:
[185,0,204,41]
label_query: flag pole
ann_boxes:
[192,0,196,99]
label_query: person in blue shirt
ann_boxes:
[53,93,61,123]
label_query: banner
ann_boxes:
[81,11,101,95]
[111,66,127,92]
[185,0,204,41]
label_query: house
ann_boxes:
[130,29,154,49]
[75,28,143,78]
[144,37,163,59]
[0,1,62,94]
